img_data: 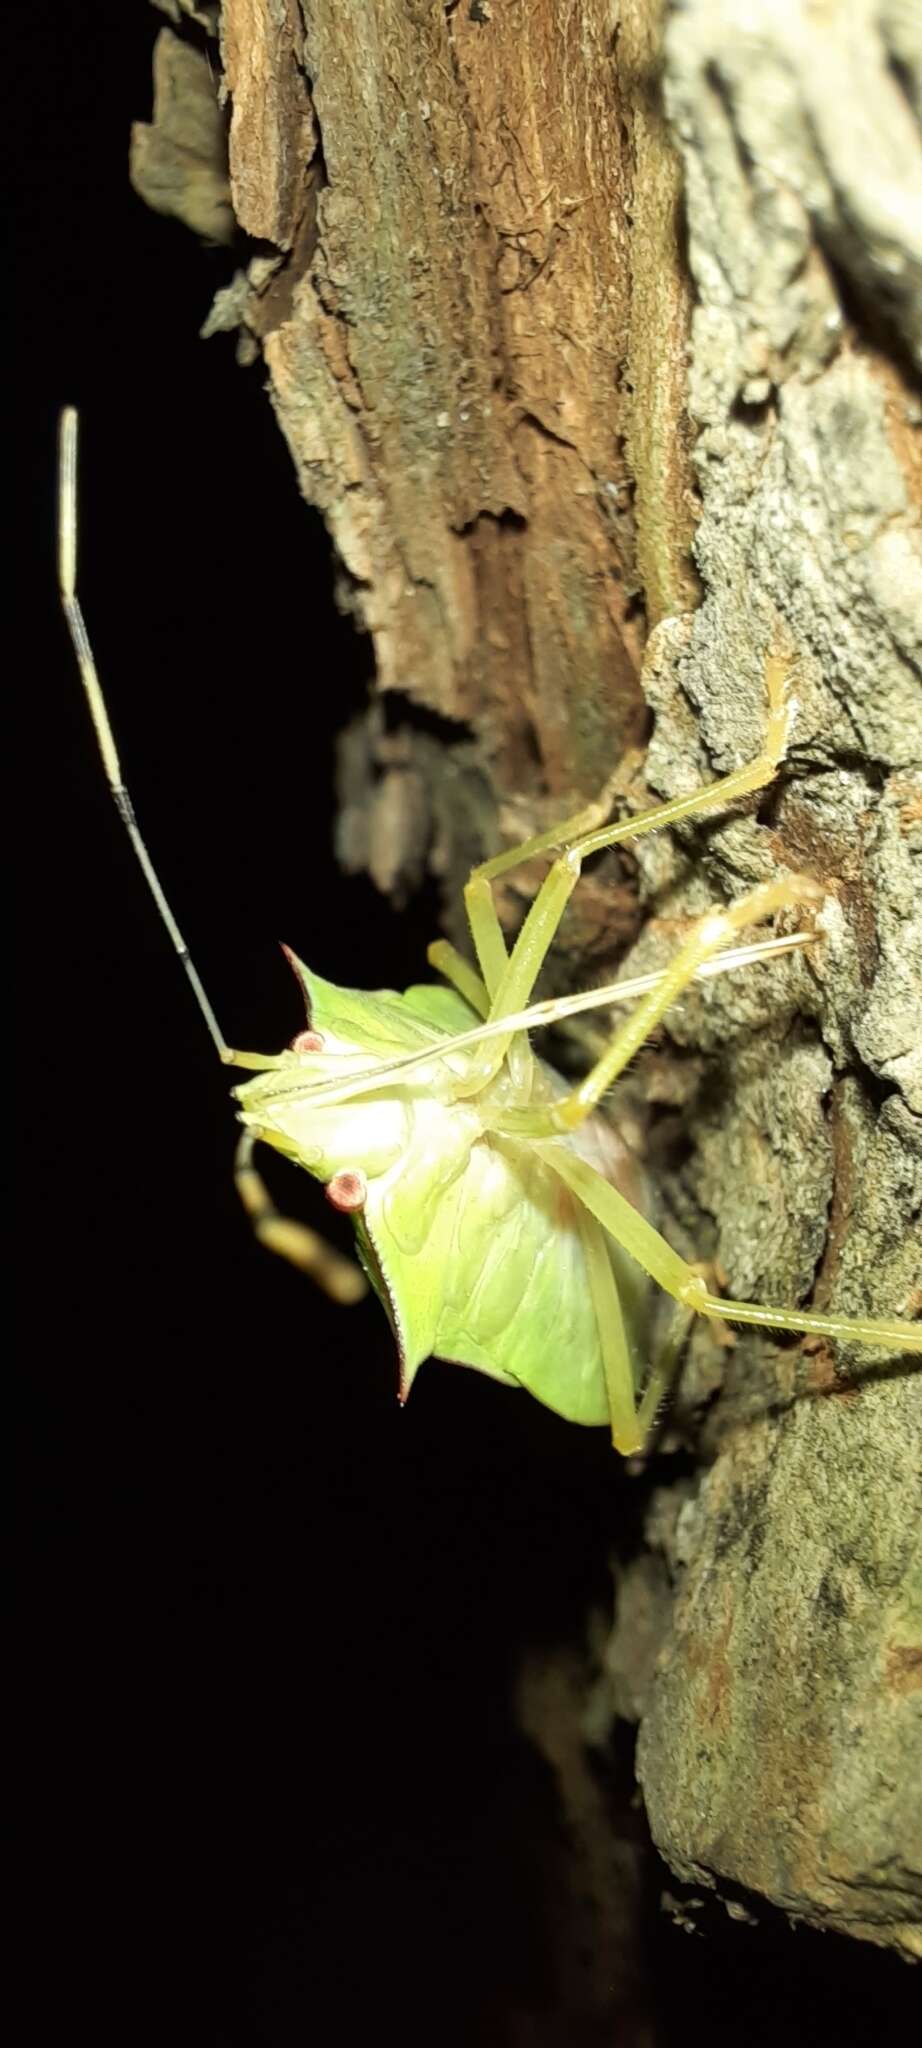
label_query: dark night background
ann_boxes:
[16,7,914,2043]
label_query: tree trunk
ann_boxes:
[133,0,922,1958]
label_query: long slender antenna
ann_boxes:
[58,407,232,1060]
[258,928,816,1114]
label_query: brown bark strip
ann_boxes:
[221,0,671,811]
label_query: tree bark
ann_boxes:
[134,0,922,1956]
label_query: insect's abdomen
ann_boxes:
[363,1113,649,1427]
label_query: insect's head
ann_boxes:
[231,945,466,1202]
[233,1033,411,1193]
[231,952,486,1401]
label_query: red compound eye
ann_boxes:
[325,1169,368,1214]
[290,1029,325,1054]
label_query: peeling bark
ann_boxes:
[131,24,234,242]
[133,0,921,1957]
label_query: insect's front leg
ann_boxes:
[234,1131,367,1306]
[462,774,623,1001]
[452,651,796,1097]
[453,755,624,1088]
[465,650,792,948]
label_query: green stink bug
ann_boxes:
[59,409,921,1451]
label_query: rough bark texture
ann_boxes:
[201,0,705,954]
[623,0,922,1961]
[134,0,922,1958]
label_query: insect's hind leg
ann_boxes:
[578,1204,644,1453]
[234,1133,367,1305]
[543,1145,922,1363]
[629,1286,713,1452]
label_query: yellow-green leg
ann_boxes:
[234,1132,367,1305]
[628,1292,709,1455]
[543,1146,921,1383]
[426,941,489,1018]
[455,751,644,1084]
[462,770,628,996]
[454,654,794,1094]
[489,869,921,1401]
[578,1206,644,1453]
[495,877,822,1137]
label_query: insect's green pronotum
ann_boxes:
[59,409,920,1452]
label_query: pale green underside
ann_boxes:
[357,1122,649,1427]
[241,959,651,1428]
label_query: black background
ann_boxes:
[17,7,913,2043]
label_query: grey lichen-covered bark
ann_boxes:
[616,0,922,1959]
[132,0,921,1957]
